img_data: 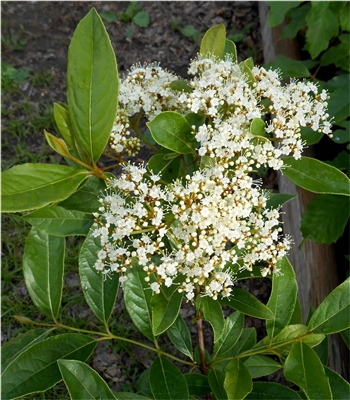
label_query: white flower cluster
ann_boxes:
[93,54,330,300]
[92,162,290,300]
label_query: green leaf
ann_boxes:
[289,297,302,325]
[320,43,349,67]
[341,328,350,348]
[281,3,311,39]
[264,56,311,78]
[224,359,253,400]
[133,11,149,28]
[79,230,119,324]
[198,295,225,343]
[151,289,183,336]
[58,359,116,399]
[230,328,257,357]
[169,80,193,93]
[223,39,237,63]
[136,369,153,398]
[180,25,199,41]
[308,277,350,334]
[123,265,154,341]
[300,194,350,244]
[246,382,302,399]
[23,205,93,236]
[114,393,150,400]
[240,59,256,87]
[333,121,350,144]
[208,368,228,400]
[250,118,266,137]
[313,336,329,365]
[220,288,274,320]
[266,1,301,28]
[244,355,282,379]
[300,126,323,145]
[23,227,64,319]
[1,329,52,372]
[284,341,332,399]
[58,176,106,213]
[1,334,96,400]
[53,102,76,152]
[339,4,350,32]
[147,111,196,154]
[214,312,244,358]
[266,193,297,210]
[1,164,89,213]
[149,357,189,400]
[167,315,193,360]
[200,24,226,58]
[148,149,181,183]
[67,8,119,162]
[44,130,71,158]
[100,10,118,23]
[305,2,339,59]
[283,156,350,196]
[184,373,211,397]
[266,256,298,337]
[324,366,350,400]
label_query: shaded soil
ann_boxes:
[2,1,278,395]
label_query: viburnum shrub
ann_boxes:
[2,9,349,400]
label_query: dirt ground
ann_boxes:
[2,1,279,394]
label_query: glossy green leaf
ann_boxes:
[224,359,252,400]
[208,368,228,400]
[214,312,244,358]
[264,56,311,78]
[148,148,181,183]
[200,24,226,58]
[324,366,350,400]
[1,329,52,372]
[333,122,350,144]
[58,359,116,399]
[308,277,350,334]
[289,297,302,325]
[58,176,106,213]
[246,382,302,399]
[266,1,301,28]
[339,4,350,31]
[284,341,332,399]
[23,227,64,319]
[250,118,266,137]
[223,39,237,62]
[1,334,96,400]
[44,130,71,158]
[313,336,329,365]
[147,111,196,154]
[67,8,119,162]
[53,102,76,151]
[221,288,274,320]
[230,328,257,357]
[149,357,189,400]
[341,328,350,348]
[184,373,211,397]
[167,315,193,360]
[114,393,150,400]
[283,156,350,196]
[320,43,349,67]
[23,205,93,237]
[244,355,282,379]
[305,2,339,59]
[151,289,183,336]
[266,256,297,337]
[136,369,153,398]
[2,164,89,213]
[301,194,350,244]
[300,126,323,145]
[123,265,154,341]
[266,193,297,210]
[281,3,311,39]
[240,59,256,87]
[169,80,193,93]
[198,295,225,343]
[79,230,119,324]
